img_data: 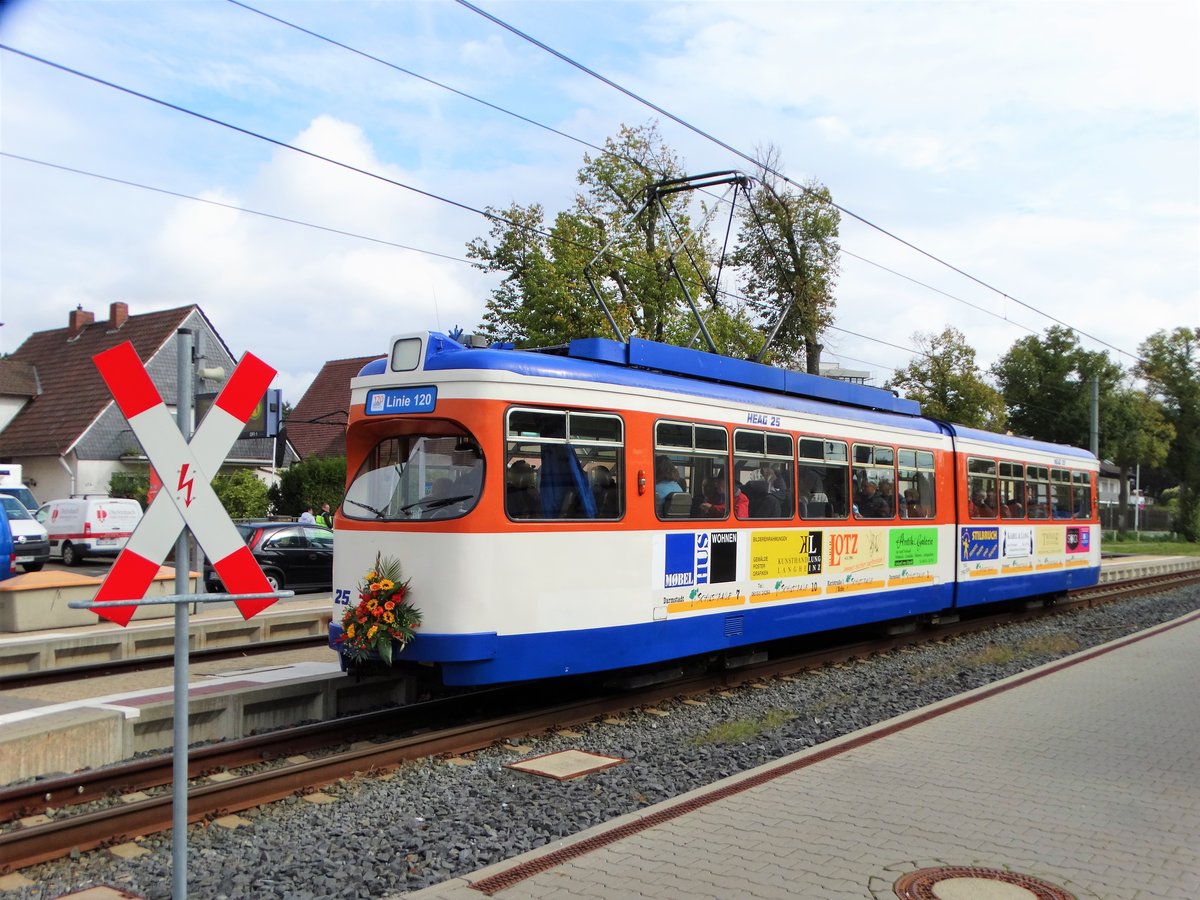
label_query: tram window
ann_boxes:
[897,449,936,519]
[505,408,624,521]
[343,430,484,522]
[1051,468,1072,518]
[1072,470,1092,519]
[390,338,422,372]
[853,444,897,519]
[733,429,793,520]
[999,461,1025,519]
[967,457,997,518]
[797,437,848,520]
[1026,465,1050,518]
[654,421,729,520]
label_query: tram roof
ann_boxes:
[362,331,931,426]
[361,332,1095,457]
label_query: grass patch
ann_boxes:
[908,634,1081,684]
[805,691,853,716]
[1102,538,1200,557]
[693,708,796,745]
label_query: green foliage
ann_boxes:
[1104,387,1174,533]
[1136,327,1200,541]
[468,121,758,354]
[886,327,1007,430]
[692,708,795,745]
[212,469,269,520]
[733,148,841,373]
[267,456,347,517]
[108,470,148,509]
[992,325,1123,448]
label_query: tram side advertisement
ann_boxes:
[958,523,1093,578]
[653,526,942,613]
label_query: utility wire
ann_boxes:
[218,2,1068,355]
[453,0,1144,365]
[224,0,654,174]
[0,44,1101,391]
[0,151,473,265]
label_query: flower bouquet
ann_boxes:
[336,554,421,665]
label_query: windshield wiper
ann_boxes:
[344,498,386,519]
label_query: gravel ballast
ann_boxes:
[8,586,1199,899]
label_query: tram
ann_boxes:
[330,331,1100,685]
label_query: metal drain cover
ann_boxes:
[894,867,1075,900]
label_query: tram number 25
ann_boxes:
[334,589,353,607]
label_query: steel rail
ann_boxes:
[3,568,1198,873]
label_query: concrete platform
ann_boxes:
[407,609,1200,900]
[0,593,332,677]
[0,655,413,784]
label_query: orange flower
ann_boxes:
[369,582,382,593]
[384,600,395,611]
[345,624,356,638]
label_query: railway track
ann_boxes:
[2,568,1198,874]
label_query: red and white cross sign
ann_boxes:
[90,341,278,626]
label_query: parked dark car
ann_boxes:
[204,521,333,593]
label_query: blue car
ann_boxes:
[0,502,13,582]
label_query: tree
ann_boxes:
[732,148,840,372]
[468,122,757,353]
[886,327,1007,429]
[212,469,270,520]
[1136,327,1200,540]
[991,326,1122,447]
[268,457,347,518]
[108,470,149,509]
[1103,387,1173,534]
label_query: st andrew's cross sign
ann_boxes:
[90,341,278,626]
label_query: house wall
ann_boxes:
[14,457,62,506]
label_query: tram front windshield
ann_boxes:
[343,430,483,521]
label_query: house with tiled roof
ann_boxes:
[285,355,379,461]
[0,302,286,503]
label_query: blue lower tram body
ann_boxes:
[330,564,1097,685]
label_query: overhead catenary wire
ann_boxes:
[222,0,1053,353]
[0,41,1120,391]
[452,0,1145,366]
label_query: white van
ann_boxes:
[0,495,50,572]
[36,497,144,566]
[0,464,39,513]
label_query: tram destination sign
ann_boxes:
[366,386,437,415]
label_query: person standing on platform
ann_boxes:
[315,502,333,528]
[298,506,316,524]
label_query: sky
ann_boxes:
[1,0,1197,407]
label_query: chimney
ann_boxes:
[68,305,95,334]
[109,301,129,329]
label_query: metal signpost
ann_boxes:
[70,331,289,898]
